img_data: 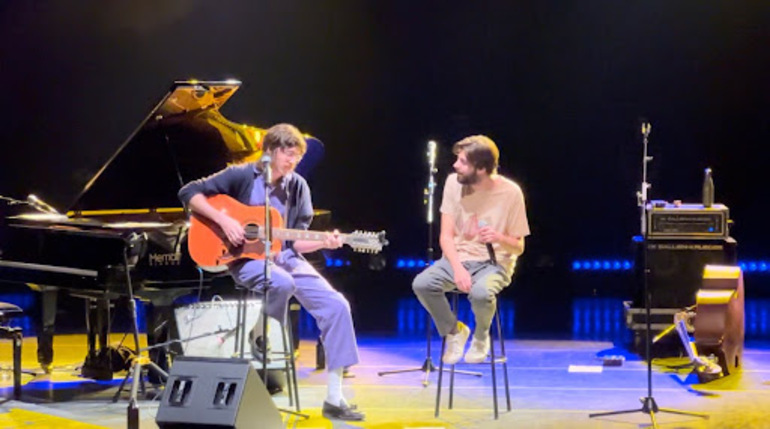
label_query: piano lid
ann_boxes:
[68,80,324,214]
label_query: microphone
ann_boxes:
[27,194,60,214]
[425,140,438,222]
[427,140,437,166]
[260,154,272,183]
[478,220,497,265]
[639,118,651,138]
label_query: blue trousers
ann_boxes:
[230,252,360,371]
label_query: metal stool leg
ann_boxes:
[437,295,512,419]
[448,293,458,410]
[12,328,22,400]
[498,304,511,412]
[262,298,308,420]
[435,338,446,418]
[490,300,511,419]
[280,310,301,412]
[490,308,499,419]
[435,291,482,417]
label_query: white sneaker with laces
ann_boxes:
[442,322,470,365]
[464,335,490,363]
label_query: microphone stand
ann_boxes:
[589,121,708,427]
[111,235,169,429]
[377,140,480,386]
[257,158,307,419]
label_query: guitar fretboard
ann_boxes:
[272,228,350,243]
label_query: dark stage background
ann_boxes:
[1,1,768,334]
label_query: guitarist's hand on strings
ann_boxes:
[218,215,246,246]
[323,230,343,249]
[188,193,246,247]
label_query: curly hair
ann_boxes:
[262,123,307,154]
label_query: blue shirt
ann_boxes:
[178,163,315,253]
[249,172,290,218]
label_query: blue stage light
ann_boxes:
[334,259,343,267]
[567,256,770,275]
[407,260,416,268]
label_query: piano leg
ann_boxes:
[36,287,58,373]
[81,297,114,380]
[97,299,110,353]
[84,298,111,353]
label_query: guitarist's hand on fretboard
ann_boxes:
[323,230,343,249]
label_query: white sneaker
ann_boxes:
[464,335,490,363]
[442,322,470,365]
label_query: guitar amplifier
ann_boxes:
[633,237,738,309]
[174,299,286,369]
[647,202,729,239]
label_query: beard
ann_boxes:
[456,169,480,185]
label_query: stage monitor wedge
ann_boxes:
[156,356,283,429]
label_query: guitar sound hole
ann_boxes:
[244,223,260,240]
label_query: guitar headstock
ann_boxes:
[346,230,388,254]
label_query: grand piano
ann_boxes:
[0,80,328,379]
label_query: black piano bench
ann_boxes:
[0,302,24,400]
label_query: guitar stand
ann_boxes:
[653,312,723,384]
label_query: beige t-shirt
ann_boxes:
[440,173,531,275]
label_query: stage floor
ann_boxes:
[2,333,770,428]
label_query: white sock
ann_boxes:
[326,367,345,407]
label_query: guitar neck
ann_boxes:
[273,228,350,243]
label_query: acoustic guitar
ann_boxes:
[188,194,387,271]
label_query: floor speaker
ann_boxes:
[156,356,283,429]
[634,237,737,308]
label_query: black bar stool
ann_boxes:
[435,291,511,419]
[235,287,302,413]
[0,302,24,400]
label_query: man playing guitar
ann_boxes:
[179,123,365,421]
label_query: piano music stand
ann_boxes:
[109,236,169,429]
